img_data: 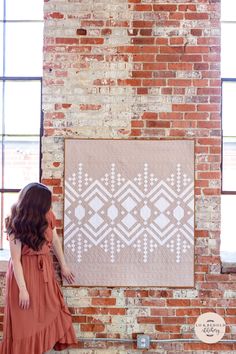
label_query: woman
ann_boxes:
[0,182,77,354]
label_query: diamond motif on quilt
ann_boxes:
[64,162,194,263]
[89,196,104,211]
[121,213,137,229]
[121,196,137,211]
[140,205,151,221]
[75,205,85,221]
[154,196,170,212]
[107,205,118,220]
[154,213,170,229]
[88,214,104,229]
[187,215,194,227]
[173,205,184,221]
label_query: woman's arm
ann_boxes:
[9,235,30,309]
[52,228,75,284]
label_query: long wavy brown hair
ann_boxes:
[6,183,52,251]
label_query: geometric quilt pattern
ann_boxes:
[63,139,195,287]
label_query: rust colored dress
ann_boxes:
[0,210,77,354]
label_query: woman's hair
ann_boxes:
[5,182,52,251]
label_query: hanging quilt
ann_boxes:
[63,139,194,287]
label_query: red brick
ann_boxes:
[169,129,186,136]
[107,20,129,27]
[192,79,209,86]
[137,317,162,324]
[53,187,63,194]
[41,178,61,186]
[159,112,183,120]
[176,308,200,316]
[137,88,148,94]
[131,120,144,128]
[125,290,149,297]
[49,12,64,19]
[172,104,195,112]
[142,79,166,86]
[133,4,152,11]
[161,87,172,94]
[76,28,87,35]
[142,112,158,119]
[156,54,180,62]
[146,121,170,128]
[55,38,79,45]
[81,20,104,27]
[133,21,155,28]
[185,13,209,20]
[155,325,181,333]
[168,79,191,86]
[133,54,155,62]
[160,46,184,54]
[167,299,190,307]
[153,5,177,11]
[130,129,142,136]
[132,71,152,78]
[131,37,155,45]
[118,79,141,86]
[169,38,184,45]
[92,298,116,306]
[185,113,209,120]
[197,138,220,145]
[155,38,168,45]
[191,29,203,36]
[53,162,61,167]
[169,12,184,20]
[180,54,202,62]
[197,171,221,179]
[143,63,167,70]
[80,38,104,45]
[179,5,197,11]
[140,29,153,36]
[80,324,105,332]
[101,28,112,36]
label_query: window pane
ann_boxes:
[4,137,40,189]
[221,23,236,78]
[221,0,236,21]
[0,2,4,21]
[0,81,3,135]
[4,80,41,135]
[5,22,43,76]
[6,0,43,20]
[222,81,236,136]
[0,136,2,189]
[0,23,3,76]
[221,195,236,253]
[1,193,19,249]
[222,138,236,192]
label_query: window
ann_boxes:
[0,0,44,249]
[221,0,236,257]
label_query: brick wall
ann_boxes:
[2,0,233,352]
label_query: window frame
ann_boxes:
[0,2,43,249]
[221,77,236,194]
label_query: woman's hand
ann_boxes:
[19,287,30,309]
[61,264,75,284]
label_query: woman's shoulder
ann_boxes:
[46,209,56,229]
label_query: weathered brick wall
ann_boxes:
[2,0,233,353]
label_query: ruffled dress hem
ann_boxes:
[0,308,77,354]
